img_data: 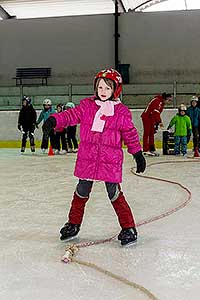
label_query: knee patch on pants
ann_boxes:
[105,182,120,201]
[76,179,93,198]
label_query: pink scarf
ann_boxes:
[91,99,120,132]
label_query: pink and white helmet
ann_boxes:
[94,68,123,99]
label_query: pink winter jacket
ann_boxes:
[52,96,141,183]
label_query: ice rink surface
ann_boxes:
[0,148,199,300]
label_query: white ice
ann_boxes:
[0,148,199,300]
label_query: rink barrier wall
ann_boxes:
[0,108,193,149]
[0,140,193,150]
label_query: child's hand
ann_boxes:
[133,151,146,173]
[18,124,25,134]
[167,127,173,133]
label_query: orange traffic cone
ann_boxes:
[48,145,55,156]
[194,147,200,157]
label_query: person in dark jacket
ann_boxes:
[186,96,200,151]
[18,96,37,153]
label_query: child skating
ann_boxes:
[186,96,200,153]
[167,104,192,157]
[18,96,37,153]
[36,98,56,153]
[54,103,68,154]
[43,68,146,246]
[64,102,78,153]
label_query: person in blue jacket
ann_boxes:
[186,96,200,151]
[36,98,56,153]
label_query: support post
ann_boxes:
[114,0,120,71]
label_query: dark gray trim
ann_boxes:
[131,0,153,11]
[112,0,126,13]
[117,0,126,13]
[0,5,15,19]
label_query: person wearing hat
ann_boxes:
[54,104,68,154]
[186,96,200,152]
[17,96,37,153]
[64,102,78,153]
[167,104,192,157]
[36,98,56,153]
[141,92,172,156]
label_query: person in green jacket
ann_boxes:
[167,104,192,156]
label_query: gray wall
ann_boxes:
[0,15,114,85]
[1,10,200,86]
[122,10,200,83]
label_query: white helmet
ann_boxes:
[43,98,52,106]
[191,96,198,102]
[178,104,187,111]
[65,102,75,109]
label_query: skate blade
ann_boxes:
[143,152,156,157]
[60,234,79,242]
[150,152,160,157]
[121,240,137,248]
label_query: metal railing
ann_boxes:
[0,81,199,110]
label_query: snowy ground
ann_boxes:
[0,148,199,300]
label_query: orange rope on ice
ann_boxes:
[67,159,195,249]
[62,159,197,300]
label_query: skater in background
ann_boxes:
[54,104,68,154]
[64,102,78,153]
[197,95,200,150]
[141,92,172,156]
[197,95,200,109]
[186,96,200,152]
[167,104,192,157]
[36,98,56,153]
[17,96,37,153]
[43,68,146,246]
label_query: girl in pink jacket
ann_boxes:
[43,68,146,246]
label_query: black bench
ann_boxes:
[14,67,51,86]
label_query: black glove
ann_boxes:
[154,123,159,134]
[187,134,191,144]
[133,151,146,173]
[42,117,57,139]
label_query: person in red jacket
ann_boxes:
[141,93,172,156]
